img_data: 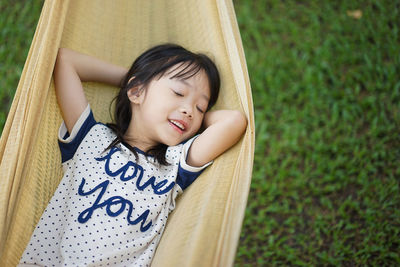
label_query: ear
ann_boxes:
[126,76,138,103]
[127,76,135,85]
[127,86,143,104]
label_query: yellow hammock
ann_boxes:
[0,0,254,266]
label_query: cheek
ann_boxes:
[191,117,204,133]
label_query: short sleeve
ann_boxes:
[58,104,96,163]
[175,136,213,190]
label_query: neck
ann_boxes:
[123,114,157,152]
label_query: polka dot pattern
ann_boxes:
[19,107,210,267]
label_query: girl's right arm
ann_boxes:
[54,48,127,133]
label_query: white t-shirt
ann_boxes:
[19,105,211,267]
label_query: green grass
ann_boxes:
[1,0,399,266]
[0,0,43,131]
[234,0,400,266]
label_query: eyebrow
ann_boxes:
[178,79,210,101]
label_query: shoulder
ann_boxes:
[167,136,213,191]
[58,104,115,163]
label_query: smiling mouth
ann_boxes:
[169,119,186,133]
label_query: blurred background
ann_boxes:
[1,0,399,266]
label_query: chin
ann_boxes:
[162,132,193,147]
[162,138,181,147]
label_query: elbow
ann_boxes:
[230,110,248,136]
[56,48,70,66]
[54,49,68,86]
[55,48,68,74]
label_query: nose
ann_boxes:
[180,104,193,118]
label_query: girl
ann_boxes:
[19,44,247,266]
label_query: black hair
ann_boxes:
[106,43,220,165]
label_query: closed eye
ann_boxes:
[196,106,205,113]
[173,90,184,97]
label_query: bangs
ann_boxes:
[124,45,219,109]
[166,60,203,81]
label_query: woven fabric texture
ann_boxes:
[0,0,254,266]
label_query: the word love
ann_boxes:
[96,146,175,195]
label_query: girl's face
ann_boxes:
[128,66,210,149]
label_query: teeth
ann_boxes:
[170,120,185,130]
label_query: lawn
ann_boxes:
[1,0,399,266]
[0,1,43,130]
[233,0,399,266]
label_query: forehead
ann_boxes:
[166,64,211,97]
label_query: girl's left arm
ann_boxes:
[187,110,247,167]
